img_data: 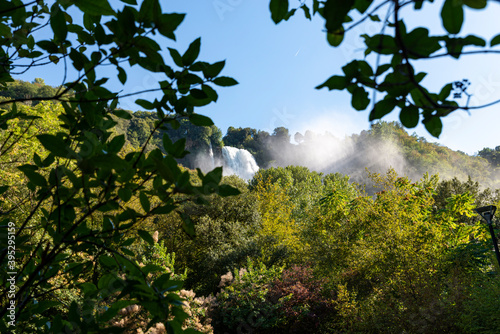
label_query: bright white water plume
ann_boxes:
[221,146,259,180]
[195,146,260,180]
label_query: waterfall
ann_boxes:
[208,142,215,169]
[221,146,259,180]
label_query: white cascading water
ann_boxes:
[208,142,215,169]
[221,146,259,180]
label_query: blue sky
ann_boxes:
[18,0,500,155]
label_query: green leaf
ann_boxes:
[157,13,185,40]
[301,4,311,20]
[121,247,135,257]
[354,0,372,13]
[50,4,67,42]
[463,35,486,47]
[68,301,81,325]
[375,64,391,76]
[138,229,154,245]
[0,185,9,195]
[327,29,345,47]
[324,0,355,32]
[138,0,160,22]
[423,116,443,137]
[79,282,98,295]
[284,8,297,21]
[37,40,58,53]
[118,188,132,202]
[139,191,150,213]
[490,34,500,47]
[121,238,135,247]
[113,109,132,119]
[369,98,397,121]
[218,184,241,197]
[99,255,117,268]
[445,37,464,58]
[189,114,214,126]
[108,135,125,153]
[98,274,119,290]
[182,38,201,66]
[168,48,183,67]
[414,0,424,9]
[399,106,420,128]
[316,75,347,90]
[169,138,187,158]
[441,0,464,34]
[212,76,238,87]
[33,153,43,167]
[351,86,370,111]
[190,88,208,100]
[117,66,127,84]
[37,134,72,158]
[204,167,223,187]
[32,300,61,314]
[270,0,289,24]
[203,60,225,78]
[404,28,441,57]
[151,204,175,215]
[463,0,487,9]
[438,83,453,100]
[74,0,115,16]
[18,165,47,188]
[179,213,195,237]
[136,99,154,110]
[202,85,218,102]
[364,34,397,54]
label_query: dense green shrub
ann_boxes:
[211,261,284,333]
[165,176,263,295]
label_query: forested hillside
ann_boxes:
[104,101,500,190]
[4,80,499,190]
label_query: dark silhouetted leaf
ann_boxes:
[399,106,420,128]
[136,99,154,110]
[74,0,115,16]
[168,48,183,67]
[324,0,355,32]
[218,184,241,197]
[351,86,370,111]
[182,38,201,66]
[423,116,443,137]
[270,0,289,24]
[189,114,214,126]
[463,0,486,9]
[441,0,463,34]
[113,109,132,119]
[118,188,132,202]
[138,229,154,245]
[212,76,238,87]
[327,29,344,47]
[369,98,397,121]
[491,34,500,47]
[139,191,151,213]
[37,134,73,158]
[50,4,67,42]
